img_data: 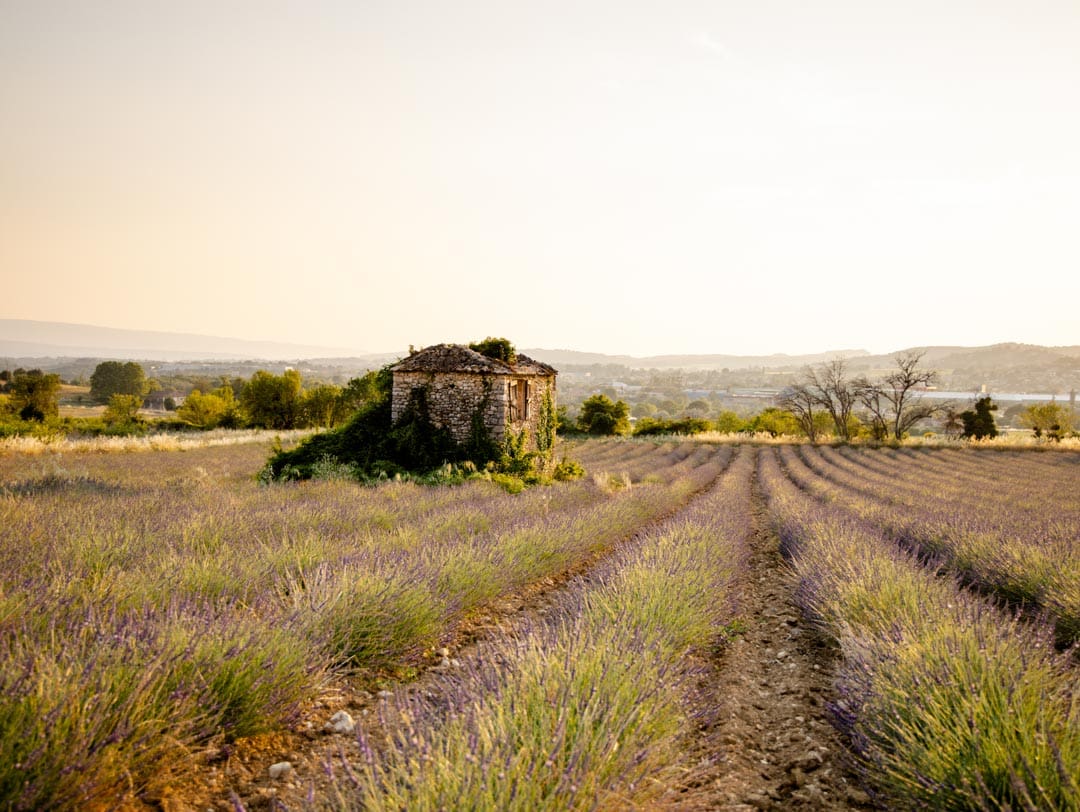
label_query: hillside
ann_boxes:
[0,319,362,362]
[2,320,1078,394]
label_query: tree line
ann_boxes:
[0,362,386,434]
[571,352,1077,441]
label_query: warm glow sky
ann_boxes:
[2,1,1078,356]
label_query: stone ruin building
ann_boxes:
[388,344,557,451]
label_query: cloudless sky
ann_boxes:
[2,1,1078,356]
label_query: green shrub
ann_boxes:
[632,417,712,436]
[553,457,586,481]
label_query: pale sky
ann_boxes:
[2,1,1078,356]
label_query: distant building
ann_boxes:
[388,344,557,450]
[143,390,186,410]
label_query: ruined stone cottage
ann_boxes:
[388,344,557,451]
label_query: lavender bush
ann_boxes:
[761,447,1080,810]
[0,438,726,806]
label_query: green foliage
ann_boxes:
[339,368,391,413]
[960,396,999,439]
[6,369,61,421]
[264,397,393,480]
[263,369,471,480]
[265,371,567,488]
[577,394,631,436]
[748,407,802,436]
[385,387,462,472]
[631,401,658,418]
[316,572,441,670]
[1019,402,1075,440]
[241,369,304,429]
[632,416,711,436]
[103,394,143,426]
[89,361,146,403]
[177,386,240,429]
[553,457,586,481]
[499,425,535,477]
[536,389,556,456]
[301,383,344,428]
[713,410,747,434]
[463,380,501,464]
[468,336,517,365]
[555,404,580,435]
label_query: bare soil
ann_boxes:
[143,457,874,811]
[672,473,873,810]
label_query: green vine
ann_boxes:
[536,387,556,458]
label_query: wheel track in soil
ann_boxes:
[150,448,873,811]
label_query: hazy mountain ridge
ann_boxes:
[0,319,362,361]
[2,321,1078,393]
[521,348,870,370]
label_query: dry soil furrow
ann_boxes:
[676,468,873,811]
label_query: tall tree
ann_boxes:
[577,394,630,436]
[854,352,942,440]
[303,383,345,429]
[777,383,820,442]
[808,358,858,440]
[7,369,61,421]
[240,369,305,429]
[90,361,147,403]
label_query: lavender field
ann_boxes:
[1,437,1078,809]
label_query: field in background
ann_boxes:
[0,436,1077,809]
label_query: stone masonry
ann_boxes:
[388,344,557,450]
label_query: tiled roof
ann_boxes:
[389,344,556,376]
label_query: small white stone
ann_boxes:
[377,690,394,699]
[326,710,356,734]
[268,762,292,780]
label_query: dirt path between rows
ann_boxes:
[676,463,873,810]
[151,453,874,811]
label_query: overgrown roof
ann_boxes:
[389,344,557,376]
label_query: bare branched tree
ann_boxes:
[853,376,890,440]
[853,351,942,440]
[806,358,858,440]
[883,351,941,439]
[777,383,820,442]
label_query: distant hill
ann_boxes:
[522,348,870,371]
[0,319,363,362]
[2,321,1077,394]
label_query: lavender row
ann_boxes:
[760,447,1080,809]
[324,448,756,810]
[781,444,1080,647]
[0,439,729,809]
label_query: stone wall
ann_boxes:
[391,371,556,450]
